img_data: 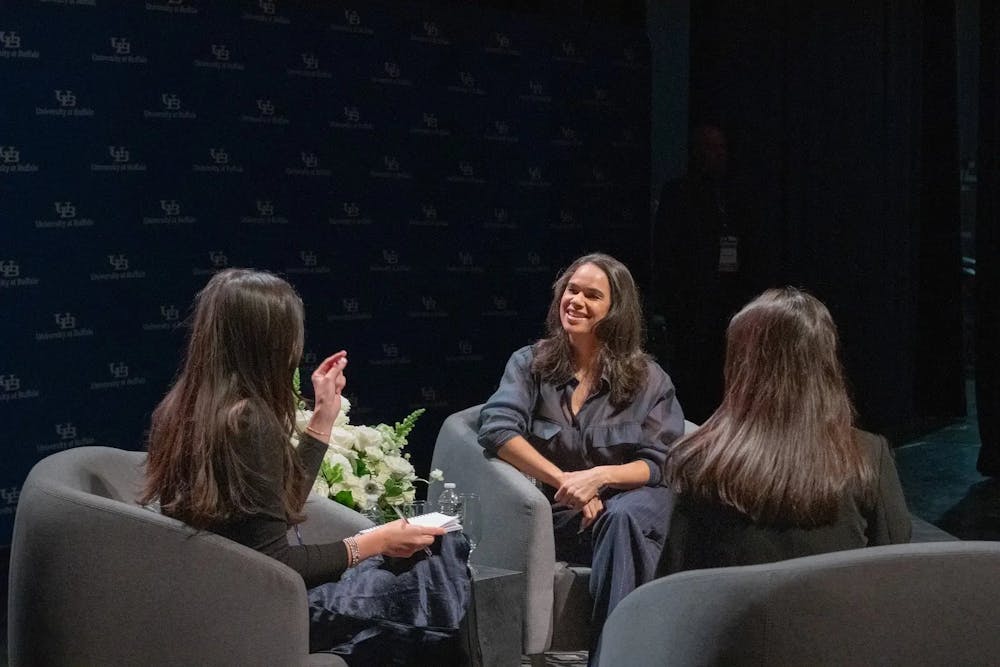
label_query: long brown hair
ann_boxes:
[140,268,308,528]
[532,253,649,407]
[664,287,875,526]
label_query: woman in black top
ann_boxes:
[658,287,911,576]
[141,269,461,662]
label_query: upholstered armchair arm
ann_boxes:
[291,494,375,545]
[429,405,556,654]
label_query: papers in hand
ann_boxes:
[360,511,462,533]
[408,511,462,532]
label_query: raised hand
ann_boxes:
[308,351,348,436]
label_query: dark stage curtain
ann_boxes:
[682,0,964,441]
[977,0,1000,475]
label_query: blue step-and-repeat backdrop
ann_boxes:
[0,0,650,543]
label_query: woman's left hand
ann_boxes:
[554,467,608,509]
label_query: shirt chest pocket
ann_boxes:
[585,421,643,461]
[528,418,562,448]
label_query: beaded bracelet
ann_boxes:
[343,535,361,568]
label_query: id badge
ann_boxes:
[718,235,739,272]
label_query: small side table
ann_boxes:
[463,565,524,667]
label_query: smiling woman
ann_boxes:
[477,252,685,660]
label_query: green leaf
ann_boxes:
[332,489,355,509]
[321,461,344,485]
[383,478,404,497]
[354,458,369,478]
[292,368,307,410]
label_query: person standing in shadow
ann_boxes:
[650,123,759,424]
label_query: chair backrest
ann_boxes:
[8,446,316,667]
[598,540,1000,666]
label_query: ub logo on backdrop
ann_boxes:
[36,89,95,118]
[332,8,374,35]
[369,155,412,180]
[145,0,198,15]
[329,201,373,227]
[446,251,485,274]
[90,254,146,281]
[288,52,331,78]
[193,148,244,173]
[34,200,95,229]
[485,32,520,56]
[91,361,147,391]
[408,203,448,228]
[34,312,94,341]
[286,152,331,177]
[91,145,147,172]
[331,105,373,131]
[0,30,40,59]
[92,37,147,64]
[411,20,449,45]
[327,297,373,322]
[143,92,196,120]
[142,199,195,226]
[0,258,38,287]
[242,0,290,25]
[371,61,412,86]
[370,249,411,273]
[408,294,448,319]
[142,304,181,332]
[445,339,485,364]
[0,145,39,173]
[241,98,289,125]
[195,44,245,70]
[448,70,485,96]
[37,422,96,455]
[370,343,411,367]
[240,199,288,225]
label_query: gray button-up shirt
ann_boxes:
[478,346,685,487]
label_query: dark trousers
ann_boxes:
[551,485,675,656]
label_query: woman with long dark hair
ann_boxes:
[478,253,685,654]
[659,287,911,575]
[142,269,466,663]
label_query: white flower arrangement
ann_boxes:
[292,371,443,521]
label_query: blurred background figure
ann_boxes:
[651,123,761,423]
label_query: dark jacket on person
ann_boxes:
[657,430,912,576]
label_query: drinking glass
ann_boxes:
[404,500,426,519]
[458,492,482,565]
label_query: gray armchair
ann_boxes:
[428,404,698,656]
[598,540,1000,666]
[7,446,372,667]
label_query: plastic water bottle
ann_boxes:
[437,482,459,516]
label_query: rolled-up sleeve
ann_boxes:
[636,369,685,486]
[478,347,536,456]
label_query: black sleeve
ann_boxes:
[213,418,350,588]
[864,434,912,545]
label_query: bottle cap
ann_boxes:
[443,482,456,489]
